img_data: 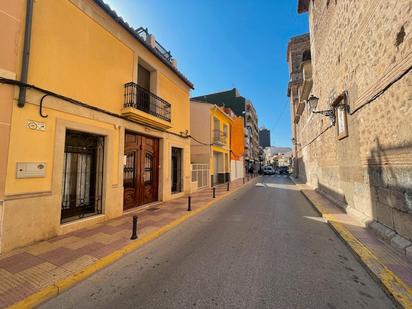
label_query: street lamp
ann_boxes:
[307,95,336,125]
[307,95,319,110]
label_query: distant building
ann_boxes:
[190,101,232,187]
[259,128,271,148]
[263,146,292,166]
[192,88,259,172]
[224,108,245,182]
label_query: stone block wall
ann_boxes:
[294,0,412,240]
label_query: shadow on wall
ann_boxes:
[317,182,348,207]
[296,156,307,184]
[367,139,412,241]
[296,137,412,242]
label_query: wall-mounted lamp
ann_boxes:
[307,95,336,125]
[307,95,319,110]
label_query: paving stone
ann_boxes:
[15,262,71,289]
[0,253,44,274]
[0,269,27,293]
[61,255,99,273]
[0,179,246,308]
[38,247,81,266]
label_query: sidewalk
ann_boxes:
[0,177,257,308]
[291,177,412,308]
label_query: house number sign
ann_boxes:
[27,120,46,131]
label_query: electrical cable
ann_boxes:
[0,77,188,139]
[294,64,411,153]
[297,124,333,152]
[188,135,212,146]
[349,64,411,115]
[271,100,289,131]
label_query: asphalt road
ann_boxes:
[41,176,394,309]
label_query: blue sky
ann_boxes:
[105,0,308,147]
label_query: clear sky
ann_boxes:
[105,0,308,147]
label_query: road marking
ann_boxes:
[303,216,327,223]
[295,185,412,308]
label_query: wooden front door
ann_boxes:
[123,132,159,210]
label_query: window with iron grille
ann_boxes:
[191,164,209,189]
[171,147,182,193]
[61,130,104,223]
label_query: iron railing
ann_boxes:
[61,130,104,223]
[191,163,209,189]
[213,129,227,145]
[135,27,173,62]
[124,82,171,122]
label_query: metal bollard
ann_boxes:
[243,177,245,184]
[213,187,216,198]
[188,196,192,211]
[227,182,230,191]
[130,215,138,240]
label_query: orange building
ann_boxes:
[225,108,245,180]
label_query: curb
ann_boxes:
[297,187,412,308]
[9,177,261,309]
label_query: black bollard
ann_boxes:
[227,182,230,191]
[213,187,216,198]
[188,196,192,211]
[130,215,138,240]
[243,177,245,184]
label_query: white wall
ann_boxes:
[230,159,244,181]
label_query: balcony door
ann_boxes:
[138,64,151,91]
[123,132,159,210]
[138,64,151,113]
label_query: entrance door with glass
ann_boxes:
[123,132,159,210]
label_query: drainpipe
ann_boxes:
[18,0,34,108]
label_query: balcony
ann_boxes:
[122,82,172,129]
[213,129,227,146]
[300,60,313,102]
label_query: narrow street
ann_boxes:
[41,176,394,309]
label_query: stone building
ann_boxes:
[287,33,311,179]
[288,0,412,255]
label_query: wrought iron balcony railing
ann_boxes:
[213,129,227,145]
[124,82,171,122]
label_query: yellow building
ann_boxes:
[0,0,193,253]
[190,101,232,188]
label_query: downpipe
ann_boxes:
[18,0,34,108]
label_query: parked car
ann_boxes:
[263,166,275,175]
[278,166,289,175]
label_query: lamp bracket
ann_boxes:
[312,109,336,125]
